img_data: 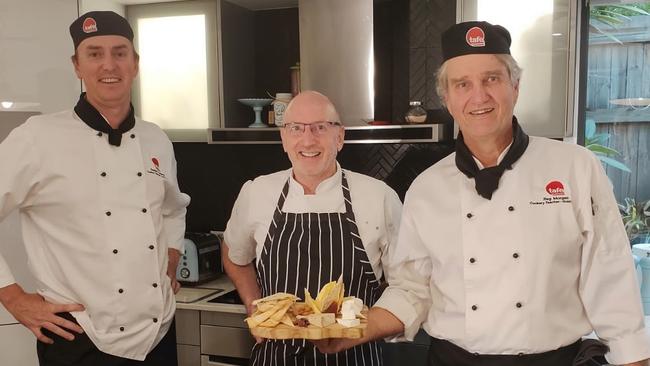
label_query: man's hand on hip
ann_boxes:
[0,283,84,344]
[167,248,181,294]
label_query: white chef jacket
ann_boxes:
[374,136,650,365]
[224,164,402,281]
[0,110,190,360]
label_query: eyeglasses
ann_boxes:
[282,121,342,136]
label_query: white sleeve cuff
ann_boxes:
[374,287,423,342]
[604,327,650,365]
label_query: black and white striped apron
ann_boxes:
[252,171,382,366]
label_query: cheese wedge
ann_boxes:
[304,288,321,314]
[296,313,336,327]
[316,275,344,313]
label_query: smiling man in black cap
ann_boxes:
[315,21,650,366]
[0,10,189,365]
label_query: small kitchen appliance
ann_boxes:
[176,232,222,285]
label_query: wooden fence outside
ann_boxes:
[586,16,650,203]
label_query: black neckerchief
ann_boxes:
[73,92,135,147]
[455,117,529,200]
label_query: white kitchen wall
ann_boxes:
[0,111,40,365]
[80,0,125,16]
[0,1,79,363]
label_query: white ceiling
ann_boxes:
[116,0,298,10]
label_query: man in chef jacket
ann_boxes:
[0,11,189,366]
[315,21,650,366]
[222,90,402,366]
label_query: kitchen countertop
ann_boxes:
[175,275,246,314]
[176,276,650,342]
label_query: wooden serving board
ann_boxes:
[250,321,366,340]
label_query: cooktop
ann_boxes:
[207,289,243,305]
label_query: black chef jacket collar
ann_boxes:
[455,116,529,200]
[74,92,135,147]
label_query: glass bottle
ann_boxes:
[405,101,427,124]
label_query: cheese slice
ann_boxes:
[336,318,361,327]
[297,313,336,327]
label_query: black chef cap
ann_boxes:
[69,11,134,51]
[441,21,511,62]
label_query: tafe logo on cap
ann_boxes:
[82,17,98,33]
[466,26,486,47]
[545,181,565,196]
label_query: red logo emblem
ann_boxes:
[147,157,166,178]
[466,27,486,47]
[82,17,98,33]
[545,181,565,196]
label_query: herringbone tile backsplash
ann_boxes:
[174,142,454,231]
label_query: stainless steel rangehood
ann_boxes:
[299,0,374,126]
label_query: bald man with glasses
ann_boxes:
[221,91,402,366]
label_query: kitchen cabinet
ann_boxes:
[0,111,40,365]
[201,311,254,361]
[175,307,253,366]
[0,324,38,366]
[218,1,299,128]
[178,344,201,366]
[0,0,79,114]
[176,309,201,366]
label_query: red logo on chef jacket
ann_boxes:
[147,157,166,178]
[82,17,98,33]
[466,27,486,47]
[545,181,565,196]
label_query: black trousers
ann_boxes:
[427,337,585,366]
[37,313,178,366]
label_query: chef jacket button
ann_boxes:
[466,213,473,219]
[471,305,478,311]
[100,172,107,177]
[517,352,524,356]
[118,288,124,294]
[120,326,125,332]
[153,318,158,323]
[152,283,158,288]
[508,206,515,211]
[130,134,135,139]
[469,258,476,264]
[105,211,111,216]
[516,302,523,308]
[142,208,147,213]
[513,253,520,259]
[149,245,155,250]
[113,249,118,254]
[137,172,142,177]
[97,132,103,137]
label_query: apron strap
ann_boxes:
[341,171,381,289]
[257,179,290,290]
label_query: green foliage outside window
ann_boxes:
[589,2,650,43]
